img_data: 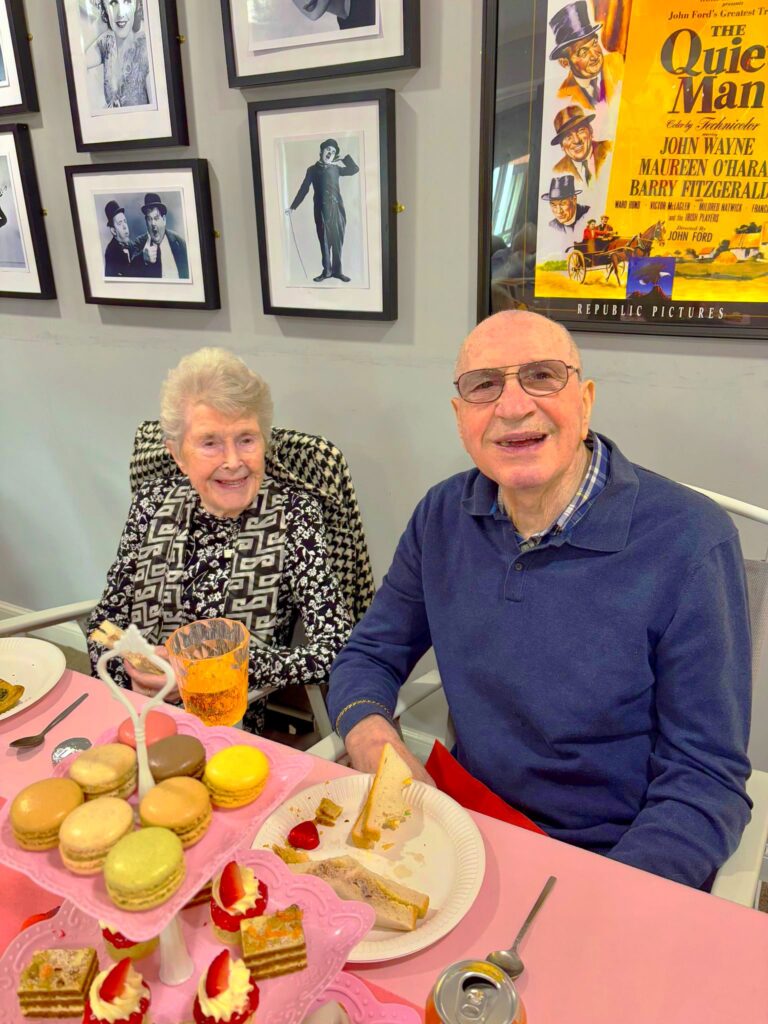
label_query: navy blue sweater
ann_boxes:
[328,436,752,887]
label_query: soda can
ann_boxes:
[425,959,526,1024]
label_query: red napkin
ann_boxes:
[424,741,545,834]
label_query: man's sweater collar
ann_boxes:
[459,432,638,553]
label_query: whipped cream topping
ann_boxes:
[213,865,260,914]
[88,962,147,1023]
[196,957,252,1018]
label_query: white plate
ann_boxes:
[253,776,486,963]
[0,639,67,722]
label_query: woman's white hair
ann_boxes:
[160,348,273,446]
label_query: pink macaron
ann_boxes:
[117,710,178,749]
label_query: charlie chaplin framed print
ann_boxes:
[248,89,397,321]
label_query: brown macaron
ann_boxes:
[10,778,85,851]
[148,734,206,782]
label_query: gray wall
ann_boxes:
[1,4,766,759]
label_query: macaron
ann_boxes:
[148,734,206,783]
[10,778,85,851]
[58,797,134,875]
[139,777,212,849]
[203,745,270,808]
[117,711,178,749]
[104,827,185,911]
[68,744,137,800]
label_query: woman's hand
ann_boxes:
[344,715,434,785]
[124,645,180,703]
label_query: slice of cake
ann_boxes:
[271,843,309,865]
[240,905,307,979]
[314,797,343,827]
[17,947,99,1018]
[350,742,413,849]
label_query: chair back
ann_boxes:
[129,420,374,622]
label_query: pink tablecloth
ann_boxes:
[2,669,768,1024]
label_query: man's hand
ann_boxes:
[344,715,433,785]
[124,645,180,703]
[142,238,158,264]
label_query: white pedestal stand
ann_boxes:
[97,626,194,986]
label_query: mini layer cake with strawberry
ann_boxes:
[99,921,159,962]
[83,957,151,1024]
[210,860,268,946]
[194,950,259,1024]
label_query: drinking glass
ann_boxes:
[166,618,249,727]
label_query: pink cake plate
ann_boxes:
[0,712,312,941]
[0,849,376,1024]
[304,971,423,1023]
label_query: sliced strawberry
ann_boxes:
[205,950,230,999]
[99,957,131,1002]
[218,861,245,909]
[20,906,60,932]
[287,819,320,850]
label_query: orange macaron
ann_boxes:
[10,779,85,851]
[138,777,212,849]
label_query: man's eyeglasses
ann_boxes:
[454,360,581,403]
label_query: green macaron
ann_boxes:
[103,826,185,910]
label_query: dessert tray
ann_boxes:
[304,971,422,1024]
[0,714,312,940]
[0,850,375,1024]
[254,776,486,963]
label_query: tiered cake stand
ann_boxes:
[0,627,374,1023]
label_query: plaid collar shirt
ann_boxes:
[497,431,610,553]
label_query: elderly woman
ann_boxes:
[87,347,353,733]
[85,0,151,110]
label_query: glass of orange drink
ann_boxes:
[166,618,249,727]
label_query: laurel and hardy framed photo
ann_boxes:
[0,1,38,114]
[479,0,768,340]
[248,89,397,321]
[65,158,219,309]
[0,124,55,299]
[56,0,188,152]
[221,0,419,88]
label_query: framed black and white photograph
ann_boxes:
[56,0,188,152]
[0,124,55,299]
[222,0,419,88]
[248,89,396,321]
[0,1,38,114]
[65,158,219,308]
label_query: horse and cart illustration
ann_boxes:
[565,220,665,285]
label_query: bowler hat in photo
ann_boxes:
[551,104,596,145]
[319,138,340,157]
[541,174,582,201]
[104,199,124,226]
[549,1,602,60]
[141,192,167,216]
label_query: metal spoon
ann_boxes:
[486,875,557,980]
[8,693,89,751]
[51,737,92,765]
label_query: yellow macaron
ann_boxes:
[68,743,137,800]
[203,745,270,808]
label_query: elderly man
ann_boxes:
[328,310,752,888]
[551,105,611,185]
[132,192,189,280]
[550,1,623,110]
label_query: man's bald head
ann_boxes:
[454,311,581,380]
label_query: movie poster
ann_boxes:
[488,0,768,337]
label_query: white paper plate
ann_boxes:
[0,638,67,722]
[253,776,486,963]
